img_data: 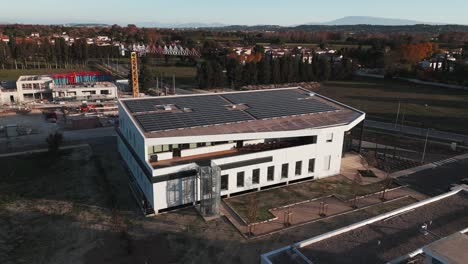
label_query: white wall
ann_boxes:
[180,142,236,157]
[147,127,345,211]
[215,128,344,197]
[117,137,154,208]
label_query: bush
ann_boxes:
[46,132,63,154]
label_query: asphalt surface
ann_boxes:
[365,120,468,145]
[397,158,468,196]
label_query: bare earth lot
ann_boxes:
[225,175,400,223]
[0,137,431,264]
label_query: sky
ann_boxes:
[1,0,468,26]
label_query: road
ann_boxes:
[365,120,468,145]
[397,158,468,196]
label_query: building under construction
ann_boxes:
[0,71,117,104]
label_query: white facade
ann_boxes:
[51,82,118,101]
[117,88,365,214]
[6,75,54,103]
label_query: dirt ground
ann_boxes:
[0,137,432,264]
[225,175,400,223]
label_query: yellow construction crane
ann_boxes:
[131,52,139,97]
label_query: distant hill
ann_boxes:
[319,16,436,26]
[65,23,110,27]
[138,22,226,28]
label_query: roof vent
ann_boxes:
[308,92,316,97]
[163,104,172,111]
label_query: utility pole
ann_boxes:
[394,101,401,128]
[173,74,176,94]
[421,129,430,163]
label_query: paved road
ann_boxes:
[397,158,468,196]
[365,120,468,145]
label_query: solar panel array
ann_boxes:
[125,95,254,132]
[123,89,339,133]
[223,89,338,119]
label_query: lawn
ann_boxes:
[0,67,91,81]
[150,65,198,87]
[0,147,107,206]
[318,77,468,134]
[225,176,399,223]
[256,42,372,50]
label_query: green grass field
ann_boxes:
[256,42,372,50]
[0,67,91,81]
[150,65,198,87]
[318,77,468,134]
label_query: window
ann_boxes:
[221,175,229,191]
[267,166,275,181]
[281,164,289,179]
[101,89,110,95]
[308,159,315,173]
[252,169,260,184]
[237,172,245,187]
[295,161,302,176]
[324,155,331,171]
[326,133,334,143]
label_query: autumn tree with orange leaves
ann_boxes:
[399,42,438,64]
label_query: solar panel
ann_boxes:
[124,89,339,133]
[222,89,337,120]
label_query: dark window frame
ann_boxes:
[295,161,302,176]
[221,174,229,191]
[267,166,275,181]
[252,168,260,184]
[237,172,245,187]
[281,163,289,179]
[308,159,315,173]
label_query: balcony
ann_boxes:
[150,138,314,169]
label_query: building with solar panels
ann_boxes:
[117,87,365,215]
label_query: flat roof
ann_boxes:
[268,191,468,264]
[423,232,468,264]
[18,75,53,82]
[120,88,364,138]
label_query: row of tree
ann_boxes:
[0,37,119,70]
[197,55,355,89]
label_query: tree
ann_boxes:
[246,194,258,236]
[271,58,281,84]
[211,61,224,88]
[46,132,63,155]
[257,57,271,84]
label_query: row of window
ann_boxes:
[221,158,317,191]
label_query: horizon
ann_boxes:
[1,0,468,26]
